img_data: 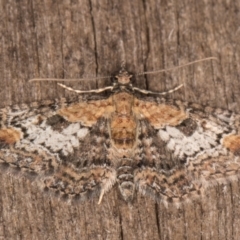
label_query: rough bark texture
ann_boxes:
[0,0,240,239]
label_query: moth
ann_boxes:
[0,58,240,205]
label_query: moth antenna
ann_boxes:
[120,61,126,70]
[29,75,112,83]
[137,57,218,76]
[133,83,184,95]
[57,83,113,94]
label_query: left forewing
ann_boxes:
[0,98,115,202]
[58,96,114,126]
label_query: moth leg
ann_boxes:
[133,84,183,95]
[57,83,113,94]
[98,189,105,204]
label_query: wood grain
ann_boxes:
[0,0,240,239]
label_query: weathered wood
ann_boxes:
[0,0,240,239]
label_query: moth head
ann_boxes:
[115,69,133,85]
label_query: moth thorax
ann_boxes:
[115,71,132,84]
[117,165,135,202]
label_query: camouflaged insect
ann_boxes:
[1,67,240,205]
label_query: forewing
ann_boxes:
[133,99,240,203]
[133,97,187,128]
[0,98,116,202]
[58,96,114,126]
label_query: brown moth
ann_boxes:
[1,58,240,205]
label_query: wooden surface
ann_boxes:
[0,0,240,239]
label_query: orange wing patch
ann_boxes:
[0,128,22,144]
[58,98,114,127]
[223,135,240,155]
[133,98,187,129]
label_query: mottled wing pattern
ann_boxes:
[133,98,187,128]
[58,96,114,126]
[1,92,240,205]
[132,98,240,203]
[0,98,116,202]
